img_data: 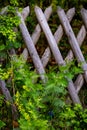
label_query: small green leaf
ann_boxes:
[0,45,5,51]
[0,120,6,128]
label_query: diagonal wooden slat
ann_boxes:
[81,8,87,29]
[21,6,30,21]
[22,5,52,62]
[65,25,86,93]
[17,12,47,83]
[65,25,86,61]
[32,6,52,45]
[35,6,65,66]
[74,74,84,94]
[80,8,87,84]
[35,6,81,104]
[40,8,85,94]
[57,6,87,83]
[22,7,75,67]
[0,80,18,120]
[41,7,75,67]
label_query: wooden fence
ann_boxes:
[18,6,87,105]
[17,6,87,106]
[1,6,87,119]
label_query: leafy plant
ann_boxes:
[59,104,87,129]
[0,120,6,129]
[10,55,48,129]
[0,95,6,129]
[0,5,21,67]
[12,56,83,129]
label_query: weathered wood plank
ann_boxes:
[21,6,30,20]
[65,25,86,61]
[32,6,52,45]
[65,25,86,92]
[0,80,18,120]
[57,6,87,83]
[35,6,65,66]
[57,7,85,63]
[35,6,81,104]
[41,8,85,93]
[22,6,52,62]
[81,8,87,29]
[41,7,75,67]
[74,74,84,94]
[80,8,87,84]
[17,12,47,83]
[21,6,30,61]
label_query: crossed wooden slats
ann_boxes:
[35,6,81,104]
[18,6,87,105]
[57,7,87,81]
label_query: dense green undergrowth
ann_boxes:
[0,55,87,130]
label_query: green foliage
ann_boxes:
[43,70,68,112]
[0,95,4,107]
[0,120,6,129]
[0,6,20,42]
[0,54,85,129]
[12,56,68,129]
[11,56,83,129]
[59,104,87,129]
[0,95,6,129]
[11,56,49,130]
[0,5,21,64]
[10,0,19,6]
[0,65,12,80]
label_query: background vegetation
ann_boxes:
[0,0,87,130]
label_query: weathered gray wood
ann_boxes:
[22,48,29,61]
[0,80,18,120]
[54,7,75,44]
[74,74,84,93]
[0,80,12,102]
[57,7,87,83]
[35,6,65,66]
[81,8,87,29]
[22,6,52,62]
[80,8,87,84]
[21,6,30,61]
[17,12,47,83]
[41,14,85,96]
[41,7,75,67]
[35,6,81,104]
[26,8,85,93]
[0,6,8,15]
[32,6,52,45]
[65,25,86,61]
[65,25,86,92]
[57,7,85,63]
[77,26,86,47]
[21,6,30,20]
[10,6,30,60]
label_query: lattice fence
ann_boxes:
[1,5,87,111]
[16,6,87,106]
